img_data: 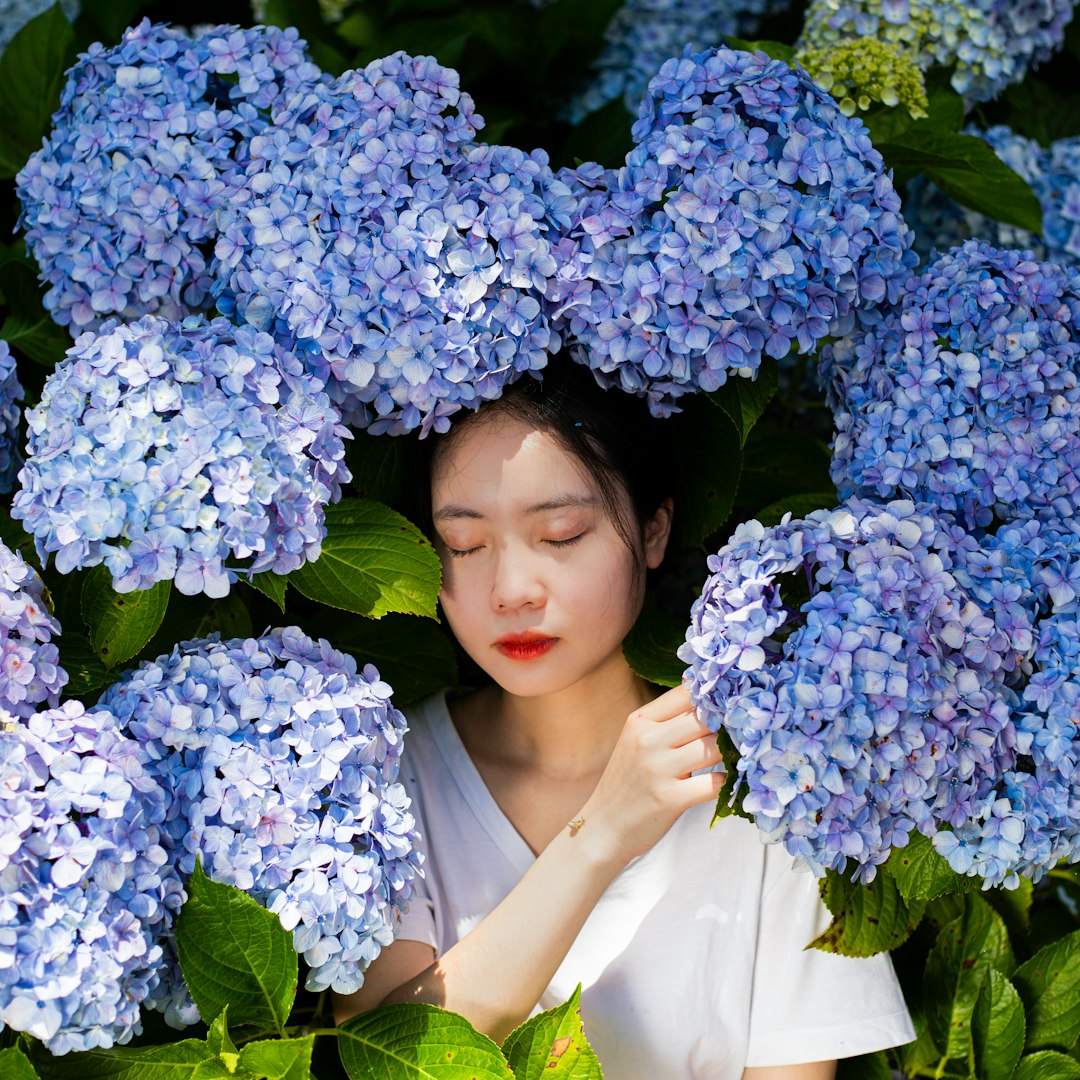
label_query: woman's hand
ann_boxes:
[576,685,725,868]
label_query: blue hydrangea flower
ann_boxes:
[0,700,181,1054]
[12,315,351,596]
[0,340,24,494]
[0,542,66,719]
[95,627,420,1020]
[799,0,1077,102]
[561,0,793,123]
[679,499,1036,883]
[15,19,324,333]
[216,54,577,434]
[827,239,1080,532]
[0,0,78,56]
[903,126,1080,264]
[555,47,916,416]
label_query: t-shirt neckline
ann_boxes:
[429,692,538,874]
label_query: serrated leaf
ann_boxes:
[34,1041,215,1079]
[1013,1051,1080,1080]
[206,1008,238,1061]
[811,868,924,957]
[735,424,833,517]
[885,831,978,902]
[348,430,408,508]
[1012,928,1080,1051]
[878,130,1043,233]
[246,572,289,612]
[924,895,1013,1062]
[238,1035,314,1080]
[707,361,779,447]
[985,876,1033,941]
[142,588,253,662]
[176,861,297,1033]
[338,1003,514,1080]
[328,613,457,706]
[289,499,441,619]
[0,1047,39,1080]
[502,986,602,1080]
[972,968,1025,1080]
[0,257,73,365]
[0,3,76,177]
[711,725,750,823]
[57,631,114,700]
[622,592,686,687]
[81,566,170,668]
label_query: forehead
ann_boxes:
[431,413,596,515]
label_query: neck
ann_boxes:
[475,653,657,781]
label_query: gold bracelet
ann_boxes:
[567,816,586,833]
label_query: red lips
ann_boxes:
[494,631,558,660]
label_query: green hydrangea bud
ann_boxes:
[796,38,929,121]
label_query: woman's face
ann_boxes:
[430,412,670,699]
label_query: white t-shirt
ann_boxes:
[393,693,915,1079]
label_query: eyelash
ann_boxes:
[443,534,586,559]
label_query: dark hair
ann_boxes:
[412,357,675,566]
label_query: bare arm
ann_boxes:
[334,687,723,1042]
[743,1062,837,1080]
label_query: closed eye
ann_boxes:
[444,545,482,559]
[545,534,585,549]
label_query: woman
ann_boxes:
[334,364,914,1078]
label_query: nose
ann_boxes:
[490,541,547,612]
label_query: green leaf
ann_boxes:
[81,566,170,669]
[670,395,743,548]
[247,572,288,612]
[707,361,779,448]
[34,1041,215,1079]
[923,896,1014,1062]
[503,986,602,1080]
[348,430,408,508]
[751,491,837,529]
[723,36,796,62]
[175,861,298,1033]
[885,831,978,902]
[1013,1051,1080,1080]
[1013,928,1080,1051]
[328,613,458,706]
[0,1047,40,1080]
[622,592,687,688]
[835,1050,891,1080]
[811,868,924,957]
[289,499,442,619]
[56,631,113,700]
[0,3,76,177]
[557,95,634,171]
[0,257,74,365]
[879,130,1043,233]
[710,725,751,823]
[0,506,39,570]
[238,1036,315,1080]
[338,1003,514,1079]
[972,968,1025,1080]
[735,424,833,518]
[206,1008,239,1067]
[142,588,254,662]
[985,876,1033,942]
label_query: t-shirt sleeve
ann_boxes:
[744,846,916,1067]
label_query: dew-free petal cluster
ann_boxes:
[216,54,577,434]
[557,47,916,416]
[95,627,420,1020]
[827,239,1080,531]
[12,315,351,596]
[0,542,66,719]
[15,19,324,333]
[679,499,1036,884]
[0,700,180,1054]
[799,0,1077,103]
[0,341,24,494]
[906,129,1080,265]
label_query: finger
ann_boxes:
[676,767,727,810]
[656,708,714,749]
[632,684,693,723]
[670,732,724,777]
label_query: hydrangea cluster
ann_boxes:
[0,341,24,494]
[905,129,1080,264]
[561,0,792,123]
[0,542,66,719]
[216,54,579,434]
[12,315,351,596]
[15,19,324,333]
[0,700,181,1054]
[0,0,78,56]
[827,239,1080,532]
[795,38,929,120]
[95,627,420,1021]
[798,0,1076,102]
[679,499,1037,884]
[556,47,916,416]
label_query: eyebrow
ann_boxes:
[433,494,599,522]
